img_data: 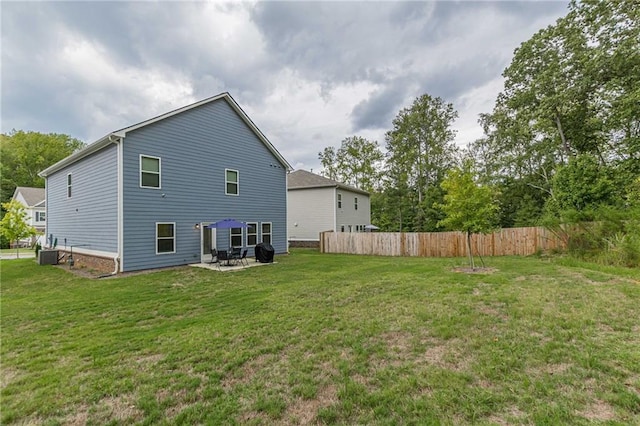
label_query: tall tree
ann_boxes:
[437,160,499,269]
[318,136,383,192]
[0,130,85,205]
[318,146,339,181]
[477,0,639,227]
[385,94,458,231]
[0,200,36,257]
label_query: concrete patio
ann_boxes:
[190,259,275,272]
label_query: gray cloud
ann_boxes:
[2,1,570,171]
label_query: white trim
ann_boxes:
[156,222,176,255]
[261,222,272,244]
[116,137,124,272]
[140,154,161,189]
[38,93,292,178]
[62,246,119,259]
[246,222,258,246]
[66,173,72,198]
[229,227,243,248]
[225,168,239,196]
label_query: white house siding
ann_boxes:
[45,144,118,253]
[336,190,370,233]
[288,187,335,241]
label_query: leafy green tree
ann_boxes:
[437,160,499,269]
[318,146,339,181]
[0,200,36,257]
[548,154,618,218]
[318,136,384,192]
[385,94,458,231]
[0,130,85,205]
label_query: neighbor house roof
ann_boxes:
[13,187,45,207]
[39,92,292,177]
[287,170,369,195]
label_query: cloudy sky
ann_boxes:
[2,1,568,171]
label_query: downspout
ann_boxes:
[109,133,124,274]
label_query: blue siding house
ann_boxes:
[40,93,292,273]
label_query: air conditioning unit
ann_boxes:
[38,250,59,265]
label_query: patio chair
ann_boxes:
[217,250,232,268]
[210,248,219,265]
[230,247,241,261]
[239,249,248,266]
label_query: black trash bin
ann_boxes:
[255,243,274,263]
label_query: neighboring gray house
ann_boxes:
[287,170,370,246]
[40,93,292,273]
[12,186,46,233]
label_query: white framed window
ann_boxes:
[156,222,175,254]
[355,197,358,210]
[246,222,258,246]
[140,155,161,189]
[337,193,342,208]
[225,169,239,195]
[67,173,72,198]
[261,222,272,244]
[230,227,243,247]
[36,212,46,222]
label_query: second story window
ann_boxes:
[337,193,342,208]
[36,212,46,222]
[355,197,358,210]
[140,155,161,188]
[67,173,72,198]
[226,169,239,195]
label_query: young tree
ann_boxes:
[0,200,36,258]
[437,160,499,269]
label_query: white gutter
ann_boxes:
[109,134,125,273]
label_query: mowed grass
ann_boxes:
[1,250,639,425]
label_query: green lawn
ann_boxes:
[2,250,639,425]
[1,247,34,255]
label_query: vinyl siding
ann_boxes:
[287,187,336,241]
[45,144,118,253]
[336,190,371,232]
[121,98,287,271]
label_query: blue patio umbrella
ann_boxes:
[205,218,249,229]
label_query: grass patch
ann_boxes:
[2,250,639,424]
[0,247,34,255]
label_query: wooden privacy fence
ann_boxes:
[319,227,565,258]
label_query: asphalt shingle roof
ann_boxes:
[287,170,369,195]
[14,187,45,207]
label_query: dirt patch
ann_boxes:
[1,367,23,389]
[221,353,273,390]
[284,384,338,425]
[577,399,616,421]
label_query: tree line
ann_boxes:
[318,0,639,266]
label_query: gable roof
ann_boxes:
[287,170,369,195]
[40,92,292,177]
[13,186,45,207]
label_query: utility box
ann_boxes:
[38,250,59,265]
